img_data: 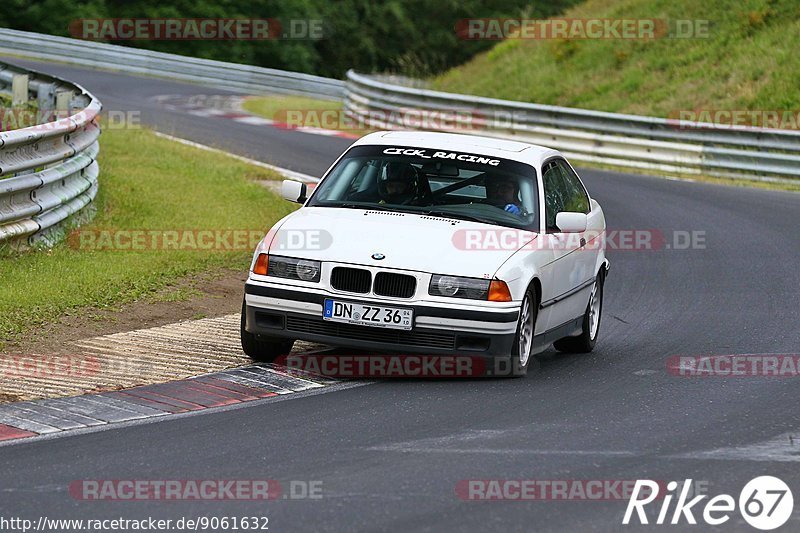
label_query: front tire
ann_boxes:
[554,271,604,354]
[240,300,294,362]
[507,288,539,377]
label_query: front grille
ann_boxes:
[330,267,371,293]
[373,272,416,298]
[286,316,456,350]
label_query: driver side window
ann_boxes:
[542,161,567,231]
[554,160,590,214]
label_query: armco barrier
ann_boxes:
[344,70,800,183]
[0,28,344,100]
[2,29,795,183]
[0,60,101,247]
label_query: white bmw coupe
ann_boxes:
[242,131,608,376]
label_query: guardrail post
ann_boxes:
[55,90,74,118]
[71,94,91,109]
[37,82,57,123]
[11,74,28,106]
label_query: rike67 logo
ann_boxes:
[623,476,793,530]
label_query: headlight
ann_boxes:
[429,274,490,300]
[266,255,321,282]
[295,259,321,281]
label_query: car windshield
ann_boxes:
[308,145,539,230]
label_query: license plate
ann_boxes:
[323,299,413,330]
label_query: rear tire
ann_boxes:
[553,270,604,354]
[240,300,294,362]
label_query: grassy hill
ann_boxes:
[433,0,800,124]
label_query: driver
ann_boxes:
[378,162,418,204]
[485,177,523,215]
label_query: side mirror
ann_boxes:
[555,212,588,233]
[281,180,307,204]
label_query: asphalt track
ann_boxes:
[1,58,799,532]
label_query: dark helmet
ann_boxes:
[379,162,418,202]
[486,176,520,201]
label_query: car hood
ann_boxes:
[267,207,535,278]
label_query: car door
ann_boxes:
[554,158,603,322]
[537,159,587,331]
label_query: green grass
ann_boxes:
[242,95,342,121]
[433,0,800,122]
[0,127,295,347]
[241,95,371,136]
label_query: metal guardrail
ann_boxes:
[1,30,794,182]
[0,28,344,101]
[345,70,800,182]
[0,60,101,247]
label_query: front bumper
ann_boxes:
[244,282,519,357]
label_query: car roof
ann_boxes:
[351,131,562,166]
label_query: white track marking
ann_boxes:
[152,131,318,183]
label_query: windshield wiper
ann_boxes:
[420,209,500,226]
[329,202,392,211]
